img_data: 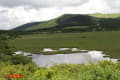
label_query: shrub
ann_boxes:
[10,55,32,65]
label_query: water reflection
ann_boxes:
[32,51,117,68]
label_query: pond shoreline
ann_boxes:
[14,48,90,55]
[14,50,118,68]
[32,50,118,68]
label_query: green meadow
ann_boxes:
[8,31,120,58]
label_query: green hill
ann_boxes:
[13,13,120,32]
[13,22,44,31]
[13,14,92,32]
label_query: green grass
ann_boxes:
[90,13,120,18]
[64,26,88,29]
[26,19,58,31]
[8,31,120,58]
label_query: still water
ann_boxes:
[32,51,117,68]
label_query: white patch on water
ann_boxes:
[42,48,82,52]
[72,48,78,51]
[43,48,57,52]
[59,48,70,51]
[32,50,117,68]
[14,51,32,56]
[14,51,23,55]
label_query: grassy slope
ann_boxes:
[13,22,43,31]
[26,14,90,31]
[14,15,60,31]
[26,18,58,31]
[90,13,120,18]
[8,31,120,58]
[13,13,120,31]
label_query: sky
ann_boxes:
[0,0,120,30]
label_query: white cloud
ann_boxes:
[0,0,120,30]
[0,7,62,29]
[0,0,87,8]
[89,0,111,13]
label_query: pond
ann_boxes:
[32,50,117,68]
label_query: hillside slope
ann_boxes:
[13,13,120,32]
[13,22,44,31]
[13,14,92,31]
